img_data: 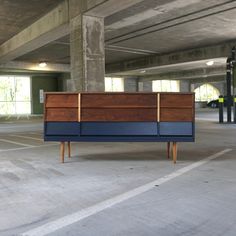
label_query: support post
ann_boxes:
[167,142,170,159]
[68,142,71,158]
[60,142,65,163]
[219,95,224,123]
[226,57,232,123]
[234,96,236,124]
[172,142,177,164]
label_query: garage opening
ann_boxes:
[0,76,31,115]
[152,80,180,92]
[194,83,220,102]
[105,77,124,92]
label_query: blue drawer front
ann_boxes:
[81,122,158,136]
[45,122,80,136]
[159,122,193,136]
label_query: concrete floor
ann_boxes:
[0,109,236,236]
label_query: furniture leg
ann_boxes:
[60,142,65,163]
[68,141,71,158]
[172,142,177,164]
[167,142,170,159]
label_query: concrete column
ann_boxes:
[124,77,138,92]
[179,80,191,92]
[68,14,105,91]
[138,81,152,92]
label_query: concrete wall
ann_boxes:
[58,73,71,91]
[179,80,191,92]
[31,75,59,114]
[124,77,138,92]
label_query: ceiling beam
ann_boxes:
[0,61,70,73]
[0,1,69,64]
[139,66,226,81]
[106,42,234,74]
[85,0,144,17]
[0,0,145,64]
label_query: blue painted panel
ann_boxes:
[80,122,158,136]
[45,122,80,136]
[159,122,193,136]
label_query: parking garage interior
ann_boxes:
[0,0,236,235]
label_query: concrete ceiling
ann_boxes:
[1,0,236,77]
[0,0,64,45]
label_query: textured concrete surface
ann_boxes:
[69,14,105,91]
[0,109,235,235]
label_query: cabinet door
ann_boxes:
[45,122,80,136]
[80,122,158,136]
[160,93,194,122]
[159,122,193,136]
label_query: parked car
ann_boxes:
[207,96,233,108]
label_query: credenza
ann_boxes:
[44,92,195,163]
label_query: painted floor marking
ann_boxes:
[0,125,42,129]
[0,139,34,147]
[21,148,232,236]
[0,143,58,152]
[10,134,43,141]
[29,132,43,135]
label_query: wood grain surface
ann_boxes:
[81,94,157,107]
[45,108,78,121]
[160,94,193,107]
[46,94,78,108]
[81,108,157,121]
[160,108,193,122]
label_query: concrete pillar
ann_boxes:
[68,14,105,91]
[138,81,152,92]
[124,77,138,92]
[179,80,191,92]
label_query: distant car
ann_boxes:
[207,99,219,108]
[207,96,233,108]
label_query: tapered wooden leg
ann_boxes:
[172,142,177,164]
[167,142,170,159]
[68,142,71,158]
[60,142,65,163]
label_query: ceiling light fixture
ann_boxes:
[206,60,214,66]
[140,70,146,73]
[38,62,47,68]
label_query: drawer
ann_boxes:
[160,108,193,122]
[81,94,157,107]
[45,108,78,121]
[160,94,194,107]
[80,122,158,136]
[45,94,78,108]
[45,122,80,136]
[159,122,193,136]
[81,108,157,122]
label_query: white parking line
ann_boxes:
[21,148,232,236]
[0,143,58,152]
[0,125,42,129]
[0,139,34,147]
[10,134,43,141]
[29,132,43,135]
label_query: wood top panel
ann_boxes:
[81,108,157,121]
[160,94,194,108]
[81,94,157,107]
[45,94,78,108]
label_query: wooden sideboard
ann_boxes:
[44,92,195,163]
